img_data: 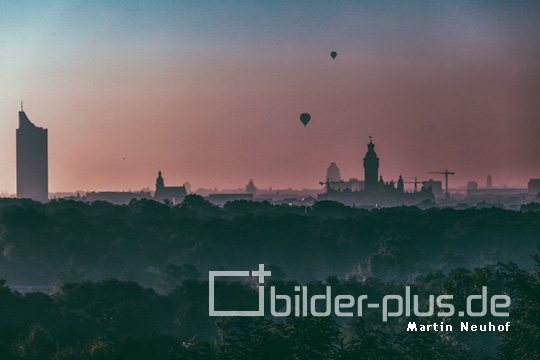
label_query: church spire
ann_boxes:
[156,170,164,190]
[397,174,404,193]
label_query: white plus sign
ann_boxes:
[252,264,271,283]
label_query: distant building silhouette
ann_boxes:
[467,186,529,206]
[422,179,443,197]
[16,106,48,201]
[246,179,257,195]
[326,162,341,182]
[529,179,540,195]
[323,163,364,192]
[154,171,187,204]
[363,137,379,192]
[397,175,404,193]
[467,181,479,190]
[319,137,434,206]
[183,181,191,194]
[486,174,492,188]
[327,178,364,192]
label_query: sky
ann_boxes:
[1,0,539,193]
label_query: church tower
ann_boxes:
[486,174,492,188]
[363,136,379,192]
[397,175,404,193]
[156,170,164,191]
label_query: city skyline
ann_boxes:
[1,1,539,193]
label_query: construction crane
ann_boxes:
[404,177,422,192]
[427,169,455,199]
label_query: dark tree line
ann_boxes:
[0,197,538,358]
[0,197,539,286]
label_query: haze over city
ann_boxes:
[1,1,539,193]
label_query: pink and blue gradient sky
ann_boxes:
[1,1,539,193]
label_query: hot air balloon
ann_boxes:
[300,113,311,127]
[330,51,337,59]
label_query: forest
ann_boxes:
[0,196,539,359]
[0,196,539,286]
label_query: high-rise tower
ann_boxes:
[363,136,379,192]
[16,105,48,201]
